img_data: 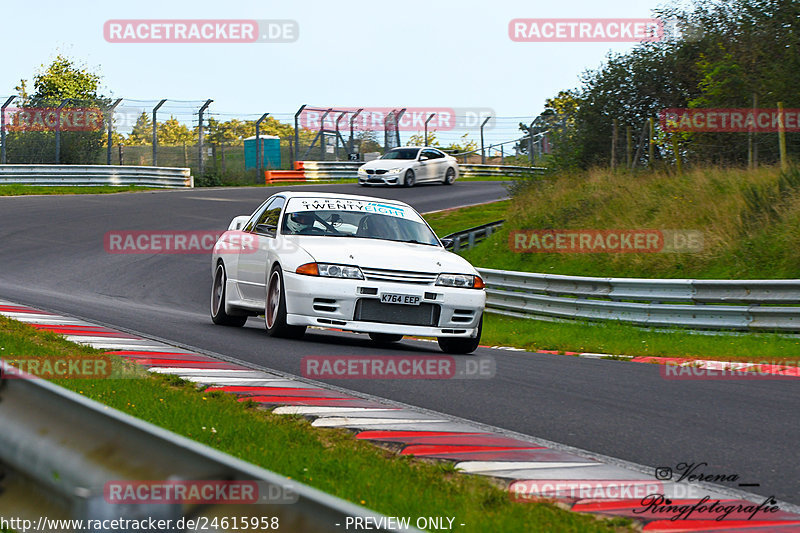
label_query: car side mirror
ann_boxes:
[228,215,251,231]
[419,155,429,161]
[441,238,454,249]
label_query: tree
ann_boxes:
[157,116,194,145]
[407,131,439,147]
[7,55,107,164]
[127,112,152,145]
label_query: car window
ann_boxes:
[429,149,445,159]
[380,148,419,160]
[243,198,275,233]
[421,149,439,160]
[253,196,285,237]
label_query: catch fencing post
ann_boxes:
[480,116,491,164]
[349,108,362,154]
[1,96,16,164]
[778,101,788,171]
[424,113,435,146]
[255,113,269,172]
[198,99,212,175]
[106,98,122,165]
[151,99,167,166]
[394,109,405,148]
[294,104,306,167]
[55,99,71,164]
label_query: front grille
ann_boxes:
[354,299,440,327]
[361,267,437,285]
[365,169,375,174]
[375,169,388,175]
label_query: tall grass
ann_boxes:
[464,165,800,278]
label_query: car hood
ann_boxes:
[360,159,415,170]
[288,236,478,275]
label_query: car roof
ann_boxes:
[273,191,413,207]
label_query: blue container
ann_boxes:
[244,135,281,169]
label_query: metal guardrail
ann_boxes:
[443,220,505,252]
[0,363,417,532]
[0,165,193,188]
[295,161,545,180]
[476,268,800,332]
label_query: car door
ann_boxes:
[236,196,286,304]
[418,149,437,181]
[426,149,448,181]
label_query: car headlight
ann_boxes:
[435,274,485,289]
[388,167,406,174]
[296,263,364,279]
[358,167,367,174]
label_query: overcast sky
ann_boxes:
[1,0,675,144]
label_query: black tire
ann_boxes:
[369,333,404,345]
[437,315,482,354]
[265,265,306,339]
[211,262,248,327]
[403,169,416,187]
[443,167,456,185]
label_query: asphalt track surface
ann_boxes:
[0,181,798,506]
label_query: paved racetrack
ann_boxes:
[0,181,798,505]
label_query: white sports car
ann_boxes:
[357,147,459,187]
[210,192,485,353]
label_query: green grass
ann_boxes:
[481,314,800,362]
[0,185,160,196]
[463,165,800,279]
[424,200,510,237]
[0,316,633,533]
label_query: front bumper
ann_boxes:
[282,271,484,338]
[358,171,402,186]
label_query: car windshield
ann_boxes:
[282,198,439,246]
[380,148,419,160]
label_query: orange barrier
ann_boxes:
[265,170,306,183]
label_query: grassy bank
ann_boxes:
[0,185,160,196]
[0,316,632,533]
[424,200,509,237]
[463,165,800,279]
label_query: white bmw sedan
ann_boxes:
[210,192,485,353]
[357,147,459,187]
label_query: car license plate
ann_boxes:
[381,293,421,306]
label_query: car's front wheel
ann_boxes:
[443,167,456,185]
[404,169,416,187]
[437,315,482,354]
[265,265,306,339]
[211,262,248,327]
